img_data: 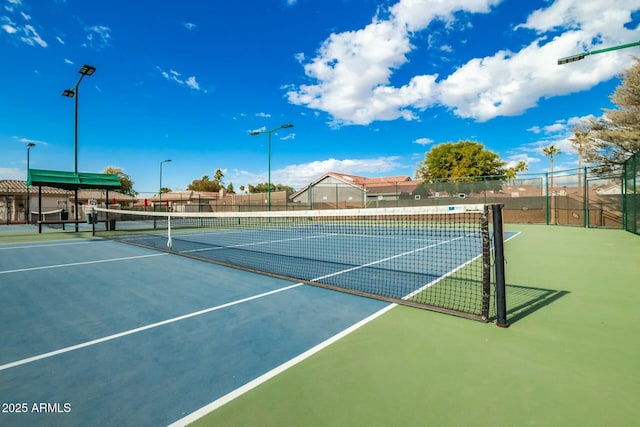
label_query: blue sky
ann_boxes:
[1,0,639,194]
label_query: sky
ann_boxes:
[1,0,639,194]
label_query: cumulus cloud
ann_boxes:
[275,157,403,188]
[229,156,403,189]
[287,0,640,126]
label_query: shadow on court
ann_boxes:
[500,283,569,324]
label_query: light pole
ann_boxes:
[26,142,35,224]
[249,123,294,211]
[558,40,640,65]
[159,159,171,207]
[62,64,96,230]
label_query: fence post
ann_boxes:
[583,167,588,228]
[545,172,550,225]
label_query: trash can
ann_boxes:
[86,213,93,224]
[109,219,116,231]
[61,210,68,220]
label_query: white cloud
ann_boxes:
[185,76,200,90]
[85,25,112,48]
[229,156,404,189]
[64,58,73,64]
[0,167,24,180]
[510,113,601,172]
[1,11,47,47]
[287,0,640,125]
[413,137,434,146]
[183,22,196,31]
[157,67,207,92]
[20,24,46,47]
[256,112,271,118]
[1,23,17,34]
[277,156,404,189]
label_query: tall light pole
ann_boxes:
[26,142,35,224]
[159,159,171,207]
[62,64,96,230]
[249,123,294,211]
[558,40,640,65]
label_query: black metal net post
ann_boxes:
[491,203,508,327]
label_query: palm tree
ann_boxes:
[505,160,529,183]
[543,145,561,224]
[543,145,561,189]
[569,126,589,192]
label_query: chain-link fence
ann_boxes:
[286,168,623,228]
[118,168,625,228]
[623,152,640,235]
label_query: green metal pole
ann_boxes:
[267,131,271,212]
[558,40,640,64]
[583,167,587,228]
[545,172,550,225]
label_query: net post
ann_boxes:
[491,203,508,328]
[481,205,491,321]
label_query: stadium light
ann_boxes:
[26,142,35,224]
[160,159,172,205]
[558,40,640,65]
[248,124,294,211]
[62,64,96,230]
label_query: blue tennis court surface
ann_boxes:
[0,238,391,426]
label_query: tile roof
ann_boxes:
[0,180,71,195]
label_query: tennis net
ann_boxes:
[92,204,506,322]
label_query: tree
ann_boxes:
[416,140,507,180]
[570,122,590,190]
[187,168,227,192]
[415,140,508,194]
[583,56,640,171]
[505,161,529,182]
[160,187,171,194]
[248,183,294,193]
[102,166,136,196]
[542,145,561,188]
[226,183,235,194]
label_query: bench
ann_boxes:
[37,219,113,233]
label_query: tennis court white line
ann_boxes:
[0,282,305,372]
[0,253,167,275]
[0,240,102,250]
[181,233,335,254]
[167,303,396,427]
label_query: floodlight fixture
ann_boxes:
[558,40,640,65]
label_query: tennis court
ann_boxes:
[0,204,509,426]
[1,220,639,426]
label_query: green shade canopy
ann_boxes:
[27,169,122,191]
